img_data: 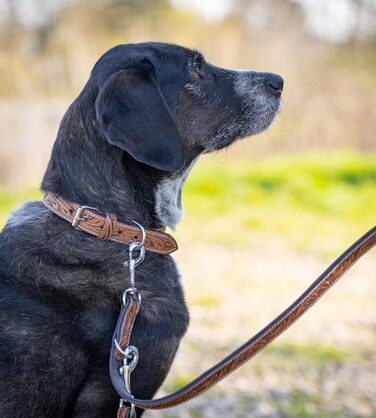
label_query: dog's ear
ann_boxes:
[95,64,184,172]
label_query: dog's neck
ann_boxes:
[154,158,197,230]
[41,93,195,230]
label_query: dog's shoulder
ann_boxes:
[0,200,55,291]
[5,200,49,229]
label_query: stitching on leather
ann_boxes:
[43,195,176,254]
[75,222,170,254]
[76,212,177,253]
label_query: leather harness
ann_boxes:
[42,192,376,418]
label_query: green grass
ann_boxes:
[179,151,376,254]
[190,293,222,308]
[286,390,359,418]
[0,187,42,228]
[1,152,375,255]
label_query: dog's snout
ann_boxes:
[264,73,284,96]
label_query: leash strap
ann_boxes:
[110,226,376,414]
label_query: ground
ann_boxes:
[151,238,376,417]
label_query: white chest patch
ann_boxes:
[154,160,196,230]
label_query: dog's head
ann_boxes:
[94,42,283,172]
[43,42,283,229]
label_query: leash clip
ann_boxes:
[123,221,146,295]
[117,221,145,418]
[113,293,141,417]
[119,346,139,418]
[126,242,145,291]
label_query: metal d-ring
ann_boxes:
[123,221,146,270]
[129,220,146,248]
[114,340,139,364]
[121,288,142,305]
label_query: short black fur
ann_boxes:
[0,42,282,417]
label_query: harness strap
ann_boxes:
[110,226,376,413]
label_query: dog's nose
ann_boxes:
[264,73,284,96]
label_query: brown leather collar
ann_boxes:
[42,192,178,255]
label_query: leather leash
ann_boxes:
[110,226,376,417]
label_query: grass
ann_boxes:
[265,342,358,364]
[0,187,42,228]
[162,338,372,417]
[166,342,358,391]
[178,151,376,255]
[286,390,353,418]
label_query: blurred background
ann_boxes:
[0,0,375,417]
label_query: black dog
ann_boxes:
[0,42,283,417]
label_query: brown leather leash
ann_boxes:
[110,226,376,417]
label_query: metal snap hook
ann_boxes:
[117,346,139,375]
[128,242,145,268]
[125,242,145,291]
[119,399,137,418]
[118,346,139,418]
[123,220,146,272]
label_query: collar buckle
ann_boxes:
[72,205,98,228]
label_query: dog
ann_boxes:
[0,42,283,417]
